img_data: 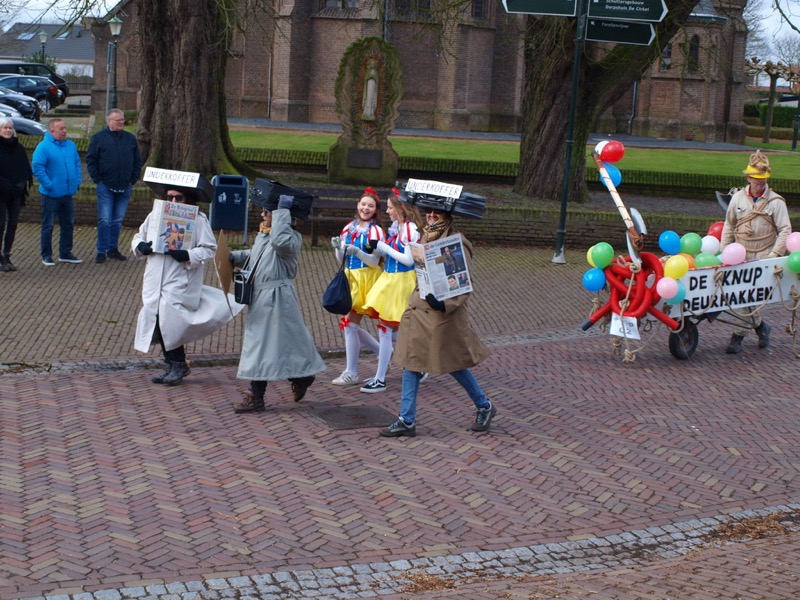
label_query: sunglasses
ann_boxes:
[166,194,185,201]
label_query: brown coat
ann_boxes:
[393,231,490,374]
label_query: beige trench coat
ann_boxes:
[393,231,490,375]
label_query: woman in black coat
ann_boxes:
[0,117,33,271]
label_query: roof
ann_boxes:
[689,0,727,24]
[0,22,95,64]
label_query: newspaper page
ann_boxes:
[146,199,199,253]
[410,233,473,300]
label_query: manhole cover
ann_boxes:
[314,405,395,430]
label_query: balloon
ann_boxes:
[591,242,615,269]
[694,252,721,268]
[788,251,800,273]
[583,268,607,292]
[586,246,596,267]
[721,242,746,266]
[656,276,678,299]
[680,232,703,256]
[707,221,724,241]
[665,281,686,305]
[595,140,625,163]
[680,253,696,270]
[786,232,800,253]
[664,254,689,279]
[700,235,720,255]
[599,163,622,189]
[658,230,681,255]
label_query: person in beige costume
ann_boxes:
[720,150,792,354]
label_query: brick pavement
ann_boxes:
[1,222,800,599]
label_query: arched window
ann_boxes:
[660,43,671,72]
[688,35,700,73]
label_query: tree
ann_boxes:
[745,56,798,141]
[743,0,771,63]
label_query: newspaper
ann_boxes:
[146,199,199,253]
[410,233,473,300]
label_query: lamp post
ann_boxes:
[104,16,123,114]
[38,30,47,62]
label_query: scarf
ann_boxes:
[259,223,271,235]
[422,218,451,243]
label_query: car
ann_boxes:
[0,74,62,113]
[0,62,69,98]
[0,85,42,121]
[0,105,46,135]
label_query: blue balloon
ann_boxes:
[582,268,607,293]
[665,281,686,305]
[599,162,622,189]
[658,230,681,256]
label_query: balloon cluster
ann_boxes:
[582,242,615,292]
[785,232,800,272]
[595,140,625,189]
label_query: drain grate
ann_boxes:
[314,405,395,430]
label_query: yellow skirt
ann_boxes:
[363,270,417,325]
[346,267,382,317]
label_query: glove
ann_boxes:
[345,244,360,256]
[167,249,190,263]
[768,252,779,258]
[425,293,445,312]
[330,236,341,249]
[137,241,153,256]
[278,194,294,210]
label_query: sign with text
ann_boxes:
[585,19,655,45]
[663,257,798,317]
[588,0,667,22]
[503,0,577,17]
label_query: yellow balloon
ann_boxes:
[664,254,689,279]
[587,245,596,267]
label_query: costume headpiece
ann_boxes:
[743,149,771,179]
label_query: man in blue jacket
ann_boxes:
[32,118,83,266]
[86,109,142,263]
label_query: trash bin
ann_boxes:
[210,175,249,231]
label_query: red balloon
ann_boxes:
[600,140,625,163]
[707,221,724,241]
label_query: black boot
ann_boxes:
[726,334,744,354]
[162,362,190,386]
[234,390,266,413]
[151,360,172,384]
[0,256,9,272]
[4,255,16,271]
[755,321,771,349]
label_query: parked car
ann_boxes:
[0,85,42,121]
[0,62,69,98]
[0,105,46,135]
[0,75,62,113]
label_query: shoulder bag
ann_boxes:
[322,254,352,315]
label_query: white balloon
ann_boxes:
[700,235,720,255]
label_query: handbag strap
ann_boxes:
[242,244,267,281]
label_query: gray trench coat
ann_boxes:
[232,209,326,381]
[393,231,490,375]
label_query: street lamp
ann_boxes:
[104,16,123,113]
[38,30,47,62]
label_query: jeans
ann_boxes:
[96,182,131,254]
[40,194,75,259]
[399,368,490,425]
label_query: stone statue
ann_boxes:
[361,59,378,121]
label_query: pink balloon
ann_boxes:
[721,243,746,265]
[656,276,679,299]
[786,231,800,253]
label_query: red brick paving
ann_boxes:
[1,223,799,598]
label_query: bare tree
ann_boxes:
[744,0,771,61]
[775,0,800,34]
[773,32,800,63]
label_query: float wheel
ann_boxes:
[668,320,699,360]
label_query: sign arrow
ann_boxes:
[588,0,668,22]
[503,0,577,17]
[585,19,656,45]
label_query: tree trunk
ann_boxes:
[136,0,256,177]
[514,0,704,203]
[762,73,778,144]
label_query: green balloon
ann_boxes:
[788,251,800,273]
[694,252,721,268]
[680,232,703,256]
[591,242,615,269]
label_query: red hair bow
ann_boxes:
[391,187,400,198]
[363,187,377,197]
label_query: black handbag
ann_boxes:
[233,271,253,305]
[322,255,352,315]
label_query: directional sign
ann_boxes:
[588,0,668,22]
[503,0,577,17]
[585,18,656,45]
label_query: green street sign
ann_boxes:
[503,0,577,17]
[588,0,668,22]
[585,19,655,45]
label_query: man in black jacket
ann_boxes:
[86,108,142,263]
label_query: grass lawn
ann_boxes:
[228,129,800,179]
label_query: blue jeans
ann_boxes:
[399,368,490,425]
[40,194,75,259]
[96,182,131,254]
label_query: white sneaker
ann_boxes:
[360,378,386,393]
[332,370,359,386]
[419,372,429,383]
